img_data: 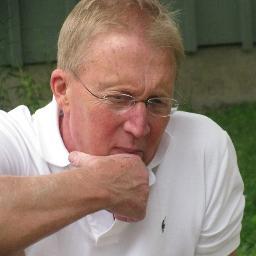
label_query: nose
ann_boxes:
[123,102,150,138]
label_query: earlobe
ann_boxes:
[50,69,70,109]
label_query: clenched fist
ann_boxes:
[69,151,150,222]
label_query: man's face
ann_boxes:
[62,32,176,165]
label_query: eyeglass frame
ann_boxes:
[70,70,179,117]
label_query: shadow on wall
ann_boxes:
[175,45,256,110]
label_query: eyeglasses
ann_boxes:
[71,71,178,117]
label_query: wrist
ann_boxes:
[72,168,112,213]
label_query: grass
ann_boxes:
[200,103,256,256]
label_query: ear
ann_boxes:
[50,69,70,112]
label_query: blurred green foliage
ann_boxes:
[0,68,51,112]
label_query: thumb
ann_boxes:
[114,214,139,223]
[68,151,92,167]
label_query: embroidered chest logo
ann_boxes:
[161,217,166,233]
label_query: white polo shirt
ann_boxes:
[0,99,244,256]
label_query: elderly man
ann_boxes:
[0,0,244,255]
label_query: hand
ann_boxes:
[69,151,150,222]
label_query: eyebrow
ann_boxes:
[97,81,137,94]
[97,80,172,97]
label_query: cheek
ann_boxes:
[69,103,123,153]
[150,118,168,141]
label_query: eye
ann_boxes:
[149,97,170,107]
[104,94,134,106]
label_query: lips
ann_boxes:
[111,147,144,158]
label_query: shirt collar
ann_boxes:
[146,130,170,186]
[147,131,170,170]
[32,97,70,167]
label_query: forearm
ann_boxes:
[0,170,108,255]
[0,153,149,255]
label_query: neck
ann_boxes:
[59,114,75,153]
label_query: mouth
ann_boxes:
[111,147,144,159]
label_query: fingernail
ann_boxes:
[68,151,79,166]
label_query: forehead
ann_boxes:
[79,31,176,93]
[83,31,175,68]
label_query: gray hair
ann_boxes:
[57,0,184,72]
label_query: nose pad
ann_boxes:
[123,102,150,138]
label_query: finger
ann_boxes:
[68,151,91,167]
[114,214,139,223]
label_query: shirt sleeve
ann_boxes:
[0,109,28,176]
[195,131,245,256]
